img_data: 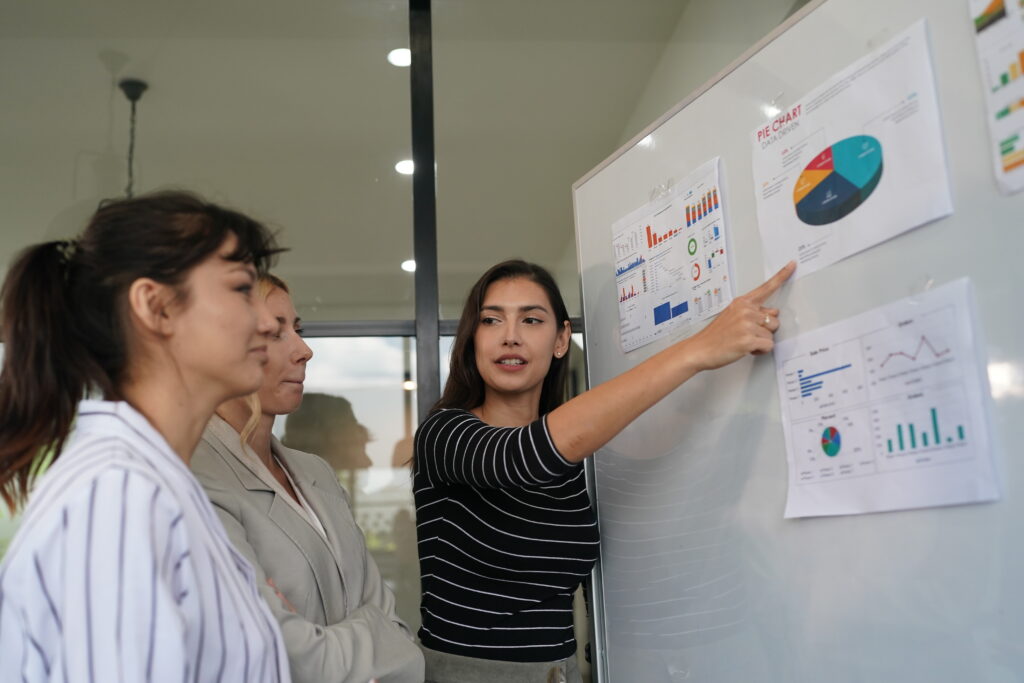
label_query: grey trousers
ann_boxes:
[421,645,582,683]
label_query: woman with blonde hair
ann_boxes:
[191,274,424,683]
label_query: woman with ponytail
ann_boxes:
[0,191,292,682]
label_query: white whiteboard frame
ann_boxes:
[572,0,1023,680]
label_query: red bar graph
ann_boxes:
[646,224,682,247]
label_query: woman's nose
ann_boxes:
[254,299,276,337]
[503,325,521,345]
[295,337,313,363]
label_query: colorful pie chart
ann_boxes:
[821,426,841,457]
[793,135,883,226]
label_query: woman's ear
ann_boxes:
[126,277,178,337]
[555,319,572,358]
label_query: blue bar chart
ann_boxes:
[781,337,867,421]
[797,363,853,397]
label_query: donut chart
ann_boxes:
[821,426,842,457]
[793,135,883,226]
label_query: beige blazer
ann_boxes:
[191,417,424,683]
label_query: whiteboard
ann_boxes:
[572,1,1024,681]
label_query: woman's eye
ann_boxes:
[480,317,499,325]
[236,284,253,296]
[524,317,543,324]
[295,327,305,337]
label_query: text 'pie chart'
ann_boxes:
[793,135,883,226]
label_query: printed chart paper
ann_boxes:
[611,158,732,352]
[751,19,953,279]
[968,0,1024,193]
[774,279,998,518]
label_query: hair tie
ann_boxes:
[56,239,79,264]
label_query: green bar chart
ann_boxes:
[885,407,965,453]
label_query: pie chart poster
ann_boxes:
[751,19,953,280]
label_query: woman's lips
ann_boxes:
[495,355,527,371]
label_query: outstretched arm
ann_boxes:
[548,261,795,462]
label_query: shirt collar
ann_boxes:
[75,399,188,474]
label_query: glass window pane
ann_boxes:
[278,336,421,630]
[1,2,413,321]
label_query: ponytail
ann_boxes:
[0,241,109,511]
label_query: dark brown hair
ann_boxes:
[434,259,571,416]
[0,190,281,510]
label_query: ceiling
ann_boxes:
[0,0,801,321]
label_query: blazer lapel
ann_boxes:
[205,420,337,620]
[275,443,353,619]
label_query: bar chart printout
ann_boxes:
[969,0,1024,192]
[610,157,733,352]
[774,278,998,518]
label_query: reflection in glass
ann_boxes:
[286,336,421,631]
[285,393,373,471]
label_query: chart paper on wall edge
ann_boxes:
[968,0,1024,194]
[774,278,998,519]
[611,157,733,353]
[751,19,953,279]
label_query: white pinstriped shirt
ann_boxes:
[0,400,291,683]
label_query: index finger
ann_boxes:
[746,260,796,304]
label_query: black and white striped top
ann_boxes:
[413,408,599,663]
[0,400,290,683]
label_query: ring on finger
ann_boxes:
[762,314,772,327]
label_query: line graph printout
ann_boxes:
[774,278,998,518]
[751,19,953,279]
[968,0,1024,193]
[611,157,733,352]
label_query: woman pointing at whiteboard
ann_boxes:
[413,258,795,683]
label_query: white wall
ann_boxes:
[619,0,806,145]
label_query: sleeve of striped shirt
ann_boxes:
[3,467,191,682]
[208,496,425,683]
[414,409,578,488]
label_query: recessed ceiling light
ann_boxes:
[638,135,653,148]
[401,259,417,272]
[395,159,415,175]
[762,104,781,118]
[388,48,411,67]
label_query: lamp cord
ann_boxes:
[125,98,138,198]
